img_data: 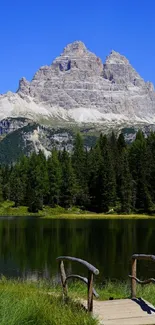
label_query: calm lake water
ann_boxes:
[0,217,155,284]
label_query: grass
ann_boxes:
[0,278,98,325]
[0,279,155,325]
[47,279,155,306]
[0,201,155,219]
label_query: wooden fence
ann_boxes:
[56,256,99,312]
[129,254,155,298]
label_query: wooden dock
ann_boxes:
[82,298,155,325]
[57,254,155,325]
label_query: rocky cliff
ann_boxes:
[0,41,155,127]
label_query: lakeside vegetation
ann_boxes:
[0,201,154,218]
[1,279,155,324]
[60,280,155,305]
[0,279,97,325]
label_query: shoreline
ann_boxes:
[41,213,155,219]
[0,201,154,219]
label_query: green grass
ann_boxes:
[101,281,155,306]
[42,213,155,219]
[56,280,130,301]
[0,201,155,219]
[0,279,155,324]
[0,201,40,217]
[49,279,155,306]
[0,279,98,325]
[54,280,155,306]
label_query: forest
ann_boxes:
[0,130,155,214]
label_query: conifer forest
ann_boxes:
[1,130,155,214]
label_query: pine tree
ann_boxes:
[87,144,102,211]
[72,133,89,207]
[146,132,155,205]
[109,131,118,171]
[17,155,29,205]
[60,149,77,208]
[9,165,24,207]
[93,137,116,212]
[129,130,153,212]
[117,133,126,153]
[119,149,132,213]
[47,149,62,206]
[0,167,4,203]
[26,151,49,212]
[2,165,11,200]
[116,132,127,203]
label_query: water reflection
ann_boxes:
[0,218,154,283]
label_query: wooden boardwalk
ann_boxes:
[82,298,155,325]
[57,255,155,324]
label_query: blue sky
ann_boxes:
[0,0,155,93]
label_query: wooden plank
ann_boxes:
[103,315,155,325]
[82,299,155,325]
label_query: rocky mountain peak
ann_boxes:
[17,77,30,96]
[105,50,129,65]
[51,40,103,76]
[62,41,87,56]
[103,50,145,87]
[1,41,155,127]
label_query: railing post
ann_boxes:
[59,260,68,299]
[88,271,93,312]
[131,258,137,298]
[57,256,99,312]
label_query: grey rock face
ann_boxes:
[0,41,155,126]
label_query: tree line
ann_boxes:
[0,130,155,214]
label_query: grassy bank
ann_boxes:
[1,279,155,324]
[0,279,97,325]
[0,201,154,219]
[52,280,155,306]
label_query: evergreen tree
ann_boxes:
[47,149,62,206]
[0,167,4,203]
[109,131,118,171]
[117,133,126,153]
[116,132,127,202]
[26,152,49,212]
[146,132,155,204]
[60,149,77,208]
[87,144,102,211]
[72,133,89,207]
[2,165,11,200]
[93,136,116,212]
[129,130,153,212]
[9,165,24,207]
[119,149,132,213]
[17,155,29,205]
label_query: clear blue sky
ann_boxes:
[0,0,155,93]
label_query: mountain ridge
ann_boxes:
[0,41,155,164]
[0,40,154,126]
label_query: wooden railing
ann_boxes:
[56,256,99,312]
[129,254,155,298]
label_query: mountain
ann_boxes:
[0,41,155,163]
[1,41,155,127]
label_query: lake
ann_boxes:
[0,217,155,284]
